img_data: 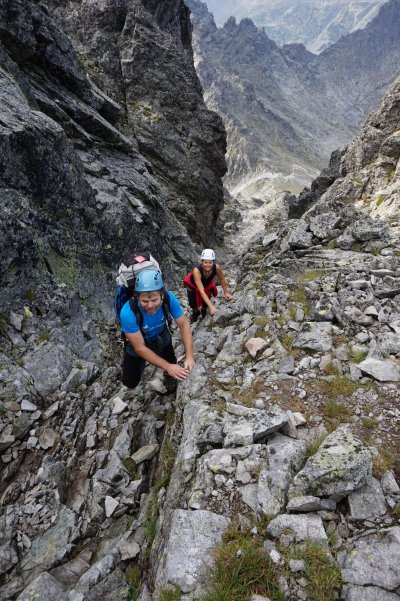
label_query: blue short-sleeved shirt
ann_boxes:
[120,291,183,340]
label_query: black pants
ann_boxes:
[187,289,207,311]
[122,341,177,389]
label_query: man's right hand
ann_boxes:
[166,363,191,381]
[209,305,217,316]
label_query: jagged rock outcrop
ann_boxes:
[44,0,227,239]
[0,0,227,402]
[187,0,400,196]
[204,0,387,54]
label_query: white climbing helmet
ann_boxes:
[201,248,216,260]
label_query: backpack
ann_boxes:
[114,251,160,324]
[114,251,173,335]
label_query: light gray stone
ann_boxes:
[0,542,18,572]
[358,357,400,381]
[287,495,336,512]
[309,212,341,239]
[348,477,387,520]
[288,427,372,500]
[112,396,128,414]
[69,550,119,598]
[267,513,328,545]
[21,399,38,412]
[381,471,400,494]
[288,559,305,572]
[223,404,288,447]
[0,433,15,451]
[131,444,159,464]
[20,506,77,575]
[16,572,66,601]
[119,540,140,560]
[163,509,230,593]
[104,496,119,517]
[293,322,333,352]
[342,527,400,590]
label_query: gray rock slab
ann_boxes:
[342,527,400,590]
[163,509,230,593]
[358,358,400,381]
[0,542,18,572]
[293,322,333,352]
[348,477,387,520]
[131,444,159,464]
[119,540,140,560]
[309,211,341,239]
[343,585,400,601]
[381,471,400,494]
[287,495,336,512]
[21,399,38,412]
[24,342,73,396]
[257,434,307,516]
[223,404,288,447]
[240,483,259,513]
[112,396,128,414]
[104,496,119,517]
[288,427,372,501]
[20,506,77,575]
[61,364,96,392]
[50,556,91,588]
[267,513,328,545]
[0,433,15,451]
[69,550,119,598]
[16,572,67,601]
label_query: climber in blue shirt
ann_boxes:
[120,269,194,392]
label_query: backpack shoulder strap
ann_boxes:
[129,296,144,333]
[162,291,173,329]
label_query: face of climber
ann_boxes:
[201,259,214,272]
[138,291,162,314]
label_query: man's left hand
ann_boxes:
[225,292,233,301]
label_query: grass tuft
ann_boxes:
[298,270,326,282]
[158,589,181,601]
[198,528,286,601]
[373,448,396,479]
[289,541,342,601]
[349,349,368,363]
[322,400,352,420]
[305,434,326,459]
[320,376,358,398]
[126,565,141,601]
[361,416,379,429]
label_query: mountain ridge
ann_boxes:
[188,0,400,197]
[204,0,388,53]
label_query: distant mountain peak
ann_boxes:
[204,0,389,53]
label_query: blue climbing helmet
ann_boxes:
[135,269,164,292]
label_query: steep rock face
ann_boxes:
[0,0,226,401]
[44,0,227,239]
[188,0,400,197]
[204,0,387,53]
